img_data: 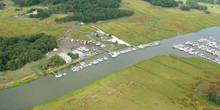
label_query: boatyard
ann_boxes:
[54,41,161,78]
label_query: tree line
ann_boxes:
[198,0,215,4]
[186,0,208,10]
[180,0,209,12]
[12,0,68,7]
[143,0,179,7]
[55,8,134,23]
[12,0,134,23]
[0,33,57,71]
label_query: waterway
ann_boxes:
[0,27,220,110]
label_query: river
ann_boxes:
[0,27,220,110]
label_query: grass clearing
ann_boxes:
[31,55,220,110]
[0,6,77,38]
[96,0,220,45]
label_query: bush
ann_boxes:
[68,52,79,59]
[27,8,51,19]
[180,5,191,11]
[15,8,23,11]
[48,55,66,68]
[204,10,211,14]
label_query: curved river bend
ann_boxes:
[0,27,220,110]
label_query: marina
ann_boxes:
[68,41,161,75]
[173,37,220,65]
[72,57,109,72]
[0,27,220,110]
[109,41,161,58]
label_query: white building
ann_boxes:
[53,48,58,52]
[27,10,38,16]
[72,50,86,59]
[58,53,72,63]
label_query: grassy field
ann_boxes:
[30,54,220,110]
[95,0,220,45]
[0,6,77,38]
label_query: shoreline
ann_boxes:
[0,52,100,90]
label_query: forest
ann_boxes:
[0,33,57,71]
[12,0,134,23]
[143,0,179,7]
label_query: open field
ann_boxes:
[0,6,77,38]
[95,0,220,45]
[1,0,14,6]
[31,54,220,110]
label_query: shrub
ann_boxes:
[68,52,79,59]
[180,5,191,11]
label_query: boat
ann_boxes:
[55,73,62,78]
[111,52,120,58]
[98,58,104,62]
[72,67,80,72]
[79,66,83,69]
[93,60,99,64]
[103,57,108,60]
[62,72,67,76]
[88,62,93,66]
[137,45,144,49]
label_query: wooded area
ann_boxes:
[143,0,179,7]
[12,0,134,22]
[0,33,57,71]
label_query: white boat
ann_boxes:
[98,58,104,62]
[55,73,62,78]
[93,60,99,64]
[79,66,83,69]
[103,57,108,60]
[62,72,67,76]
[137,45,144,49]
[72,67,80,72]
[111,52,120,58]
[88,63,93,66]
